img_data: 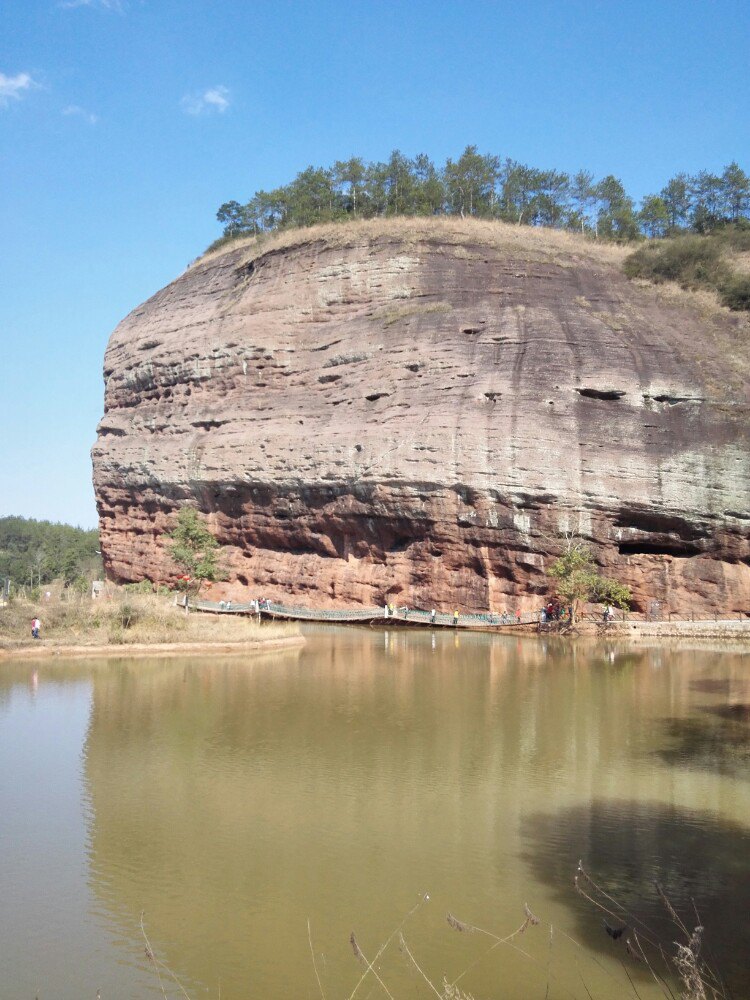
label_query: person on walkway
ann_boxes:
[384,603,389,618]
[515,608,521,624]
[31,617,40,640]
[430,608,436,624]
[453,609,459,627]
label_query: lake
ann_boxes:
[1,627,749,999]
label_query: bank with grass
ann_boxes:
[0,592,303,658]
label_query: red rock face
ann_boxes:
[92,220,750,615]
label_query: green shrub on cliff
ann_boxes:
[623,230,750,311]
[719,273,750,311]
[623,236,728,289]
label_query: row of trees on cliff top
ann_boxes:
[216,147,750,244]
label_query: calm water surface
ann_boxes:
[1,628,749,999]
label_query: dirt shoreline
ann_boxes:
[0,634,306,660]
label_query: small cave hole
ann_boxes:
[644,393,696,405]
[575,387,626,401]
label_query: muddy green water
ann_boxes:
[1,628,749,999]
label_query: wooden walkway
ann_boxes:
[188,598,542,630]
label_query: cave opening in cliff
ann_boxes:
[388,534,414,553]
[617,540,703,557]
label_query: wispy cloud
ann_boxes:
[59,0,126,11]
[63,104,98,124]
[181,85,231,116]
[0,72,38,108]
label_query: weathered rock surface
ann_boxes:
[92,219,750,614]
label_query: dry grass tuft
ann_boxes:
[441,979,476,1000]
[674,927,708,1000]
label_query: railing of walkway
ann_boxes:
[187,597,542,628]
[180,597,748,627]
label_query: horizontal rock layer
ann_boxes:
[92,219,750,614]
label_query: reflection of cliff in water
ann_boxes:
[81,633,750,999]
[82,648,307,995]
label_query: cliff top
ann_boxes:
[194,216,750,334]
[195,215,631,270]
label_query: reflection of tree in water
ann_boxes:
[522,800,750,996]
[705,703,750,723]
[657,706,750,780]
[690,679,734,696]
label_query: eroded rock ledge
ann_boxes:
[92,219,750,614]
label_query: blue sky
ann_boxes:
[1,0,748,528]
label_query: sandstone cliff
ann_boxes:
[92,218,750,614]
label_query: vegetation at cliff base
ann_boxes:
[548,541,631,623]
[168,508,224,598]
[0,516,100,592]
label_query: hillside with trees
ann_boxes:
[0,516,100,593]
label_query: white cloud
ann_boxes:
[62,104,98,124]
[181,85,230,116]
[0,72,37,108]
[59,0,126,10]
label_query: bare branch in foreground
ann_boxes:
[308,918,326,1000]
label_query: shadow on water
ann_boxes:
[702,703,750,724]
[521,799,750,996]
[656,710,750,780]
[690,676,750,698]
[690,679,734,696]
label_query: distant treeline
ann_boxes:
[215,147,750,245]
[0,516,100,591]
